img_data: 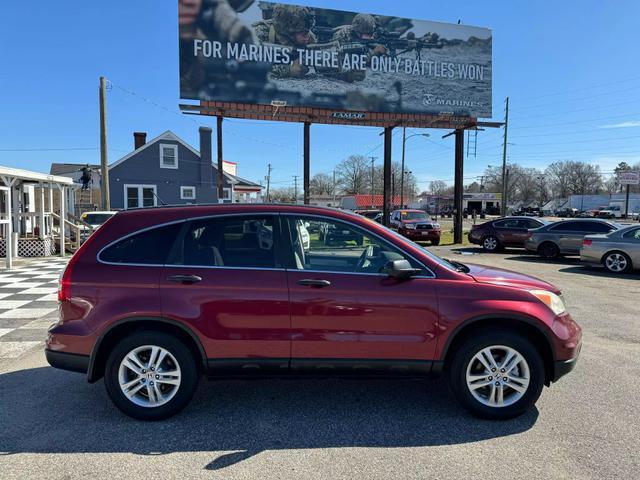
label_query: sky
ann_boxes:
[1,0,640,193]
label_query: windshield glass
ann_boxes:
[400,211,428,221]
[83,213,113,225]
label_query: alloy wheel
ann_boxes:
[118,345,182,408]
[483,236,498,251]
[465,345,530,408]
[605,253,628,273]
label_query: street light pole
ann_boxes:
[400,130,429,208]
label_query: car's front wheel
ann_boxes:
[448,332,545,419]
[104,331,199,420]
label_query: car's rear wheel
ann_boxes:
[432,239,440,246]
[603,251,632,273]
[448,332,544,419]
[104,331,199,420]
[538,241,560,259]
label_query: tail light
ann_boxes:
[58,213,115,302]
[583,239,592,247]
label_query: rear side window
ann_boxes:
[549,222,579,232]
[525,219,544,229]
[175,215,276,269]
[99,223,182,264]
[587,222,616,233]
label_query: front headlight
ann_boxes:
[432,223,441,229]
[530,290,567,315]
[405,224,416,229]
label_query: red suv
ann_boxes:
[47,205,581,420]
[390,209,441,245]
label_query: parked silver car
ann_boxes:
[580,225,640,273]
[524,219,619,259]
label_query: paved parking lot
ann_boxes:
[0,251,638,479]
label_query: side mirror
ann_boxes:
[383,259,421,280]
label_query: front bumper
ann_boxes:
[553,354,579,382]
[402,229,441,241]
[45,349,89,374]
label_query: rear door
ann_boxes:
[159,214,291,373]
[494,218,522,246]
[283,214,439,374]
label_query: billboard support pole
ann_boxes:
[383,127,393,227]
[303,122,310,205]
[501,97,510,216]
[216,116,224,202]
[454,129,465,244]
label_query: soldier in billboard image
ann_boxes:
[179,0,268,99]
[253,5,317,78]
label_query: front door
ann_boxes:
[125,184,157,209]
[160,214,290,373]
[284,215,439,374]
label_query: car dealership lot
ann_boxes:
[0,250,638,479]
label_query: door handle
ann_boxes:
[167,275,202,284]
[298,279,331,288]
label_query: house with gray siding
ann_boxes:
[108,129,261,209]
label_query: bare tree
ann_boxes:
[546,161,603,197]
[429,180,447,196]
[309,173,335,196]
[336,155,369,194]
[269,187,295,203]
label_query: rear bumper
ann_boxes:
[524,240,538,252]
[45,349,89,374]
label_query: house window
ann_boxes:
[180,186,196,201]
[159,144,178,169]
[124,184,157,209]
[221,188,232,203]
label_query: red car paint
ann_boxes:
[46,204,581,383]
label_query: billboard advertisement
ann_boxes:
[179,1,492,118]
[618,171,640,185]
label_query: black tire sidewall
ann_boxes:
[448,332,545,419]
[104,331,199,421]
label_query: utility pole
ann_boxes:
[403,170,412,206]
[293,175,299,204]
[369,156,377,208]
[265,163,272,203]
[332,169,337,207]
[501,97,509,216]
[303,122,310,205]
[99,76,110,210]
[216,116,224,202]
[401,127,406,208]
[391,173,395,209]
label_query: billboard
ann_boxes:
[179,1,492,118]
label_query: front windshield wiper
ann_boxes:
[443,258,470,273]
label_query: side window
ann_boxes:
[622,228,640,240]
[287,216,424,275]
[588,222,615,233]
[493,220,507,228]
[527,219,544,229]
[100,223,182,264]
[550,222,577,232]
[175,215,276,268]
[495,219,519,229]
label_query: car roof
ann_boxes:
[394,209,425,213]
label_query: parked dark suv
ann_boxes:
[47,205,581,420]
[469,217,547,252]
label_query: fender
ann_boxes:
[87,316,207,383]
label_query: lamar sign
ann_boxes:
[179,1,492,118]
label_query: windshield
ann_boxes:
[82,213,113,225]
[400,211,428,221]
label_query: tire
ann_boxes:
[104,331,199,421]
[432,239,440,246]
[448,331,545,420]
[603,251,632,274]
[482,235,500,252]
[538,241,560,260]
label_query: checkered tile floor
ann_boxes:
[0,257,68,359]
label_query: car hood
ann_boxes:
[464,263,560,293]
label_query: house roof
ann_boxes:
[50,163,101,176]
[110,130,260,187]
[0,165,73,185]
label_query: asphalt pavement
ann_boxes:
[0,248,638,479]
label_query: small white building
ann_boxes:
[1,165,75,269]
